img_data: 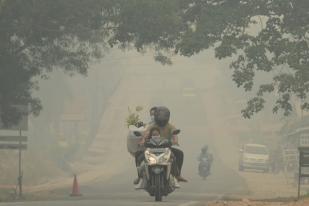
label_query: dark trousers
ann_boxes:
[135,150,144,167]
[171,147,184,175]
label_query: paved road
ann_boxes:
[3,200,203,206]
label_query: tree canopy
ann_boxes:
[176,0,309,118]
[0,0,113,127]
[1,0,309,126]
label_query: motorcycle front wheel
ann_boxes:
[155,174,162,201]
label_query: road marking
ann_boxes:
[178,201,200,206]
[182,93,197,97]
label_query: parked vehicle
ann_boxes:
[239,144,270,172]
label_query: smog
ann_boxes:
[0,1,307,206]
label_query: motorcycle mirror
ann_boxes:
[134,131,142,137]
[172,129,180,135]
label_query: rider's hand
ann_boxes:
[138,137,145,145]
[172,135,179,145]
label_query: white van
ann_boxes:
[239,144,270,172]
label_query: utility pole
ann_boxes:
[18,129,23,198]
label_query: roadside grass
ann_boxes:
[0,188,76,203]
[0,188,18,202]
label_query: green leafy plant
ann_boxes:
[126,106,143,128]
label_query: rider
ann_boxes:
[198,145,213,172]
[146,106,187,182]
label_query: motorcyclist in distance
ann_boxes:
[198,145,213,174]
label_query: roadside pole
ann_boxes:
[298,147,309,199]
[298,150,301,199]
[18,129,23,198]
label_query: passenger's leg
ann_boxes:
[135,151,143,166]
[134,151,144,185]
[171,148,187,182]
[136,151,145,167]
[171,148,184,173]
[170,152,180,177]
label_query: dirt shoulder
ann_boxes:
[205,198,309,206]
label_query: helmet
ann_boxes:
[149,106,157,114]
[154,106,170,127]
[201,145,208,153]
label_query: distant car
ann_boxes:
[239,144,270,172]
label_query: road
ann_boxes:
[0,53,293,205]
[3,199,202,206]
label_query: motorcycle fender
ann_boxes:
[166,163,171,179]
[145,164,150,179]
[152,167,163,175]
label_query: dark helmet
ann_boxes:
[149,106,157,115]
[202,145,208,153]
[150,106,157,113]
[154,106,170,127]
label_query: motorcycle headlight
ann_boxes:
[147,156,157,165]
[158,150,171,164]
[145,150,157,165]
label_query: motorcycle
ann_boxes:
[198,156,211,180]
[133,130,180,202]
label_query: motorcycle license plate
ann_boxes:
[148,148,166,153]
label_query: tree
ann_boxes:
[110,0,309,118]
[0,0,184,125]
[176,0,309,118]
[0,0,115,126]
[1,0,309,125]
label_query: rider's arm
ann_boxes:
[172,135,179,146]
[170,124,179,145]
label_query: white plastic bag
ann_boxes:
[127,125,146,156]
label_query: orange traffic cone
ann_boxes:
[70,174,82,196]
